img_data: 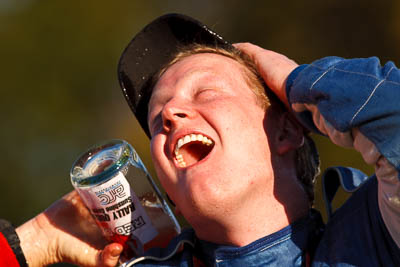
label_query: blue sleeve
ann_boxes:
[286,56,400,174]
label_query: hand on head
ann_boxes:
[234,43,298,108]
[16,190,122,267]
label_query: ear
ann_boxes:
[275,112,304,155]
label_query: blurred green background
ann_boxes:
[1,0,399,265]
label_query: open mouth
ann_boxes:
[174,133,214,168]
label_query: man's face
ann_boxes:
[147,53,275,224]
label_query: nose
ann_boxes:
[161,99,194,133]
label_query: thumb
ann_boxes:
[100,243,123,267]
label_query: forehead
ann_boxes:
[149,53,247,102]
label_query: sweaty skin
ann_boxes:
[148,53,308,246]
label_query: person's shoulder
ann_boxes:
[313,176,400,266]
[326,175,377,230]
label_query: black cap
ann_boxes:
[117,13,232,137]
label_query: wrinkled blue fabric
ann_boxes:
[289,57,400,266]
[287,57,400,177]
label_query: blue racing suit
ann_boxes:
[122,57,400,266]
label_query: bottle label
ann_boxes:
[77,172,158,245]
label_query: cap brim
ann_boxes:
[118,13,232,137]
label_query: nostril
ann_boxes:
[164,119,172,129]
[162,111,187,131]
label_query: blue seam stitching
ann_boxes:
[350,66,395,125]
[309,64,400,86]
[309,65,335,91]
[259,235,291,252]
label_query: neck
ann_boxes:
[191,173,309,246]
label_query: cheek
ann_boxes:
[214,103,270,161]
[150,137,176,187]
[150,137,167,172]
[214,103,265,134]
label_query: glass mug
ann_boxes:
[70,139,181,260]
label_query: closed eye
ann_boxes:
[195,88,219,101]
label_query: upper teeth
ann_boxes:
[174,133,213,157]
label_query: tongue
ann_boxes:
[179,142,212,167]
